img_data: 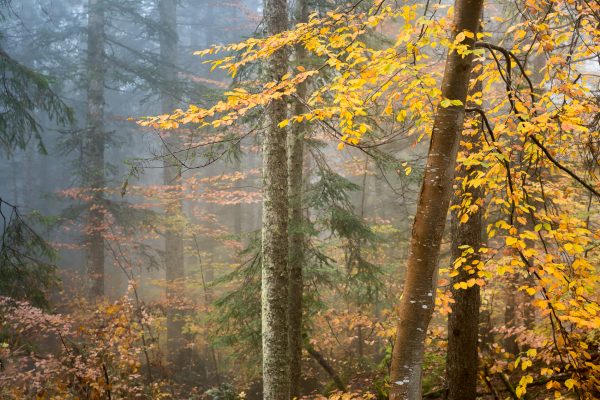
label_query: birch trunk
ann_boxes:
[158,0,185,368]
[388,0,484,397]
[261,0,290,397]
[85,0,106,298]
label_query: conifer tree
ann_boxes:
[158,0,186,369]
[84,0,106,298]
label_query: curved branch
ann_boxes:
[529,135,600,198]
[474,41,535,103]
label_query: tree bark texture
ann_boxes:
[158,0,185,367]
[446,58,483,400]
[85,0,106,298]
[261,0,290,397]
[288,0,308,397]
[389,0,484,397]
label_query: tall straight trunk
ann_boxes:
[355,157,369,362]
[85,0,106,298]
[446,55,483,400]
[158,0,185,367]
[288,0,308,397]
[261,0,290,397]
[388,0,484,397]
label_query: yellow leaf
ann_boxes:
[564,379,576,390]
[460,214,469,224]
[564,243,573,252]
[506,237,518,246]
[278,119,289,128]
[514,29,527,41]
[516,386,524,398]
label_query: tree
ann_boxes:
[84,0,107,298]
[288,0,309,396]
[445,54,484,400]
[0,0,73,156]
[261,0,291,397]
[388,0,484,397]
[0,1,72,307]
[0,198,58,307]
[157,0,186,369]
[0,48,73,155]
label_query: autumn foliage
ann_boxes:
[1,0,599,398]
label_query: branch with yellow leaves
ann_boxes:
[468,40,600,199]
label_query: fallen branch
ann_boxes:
[304,342,346,392]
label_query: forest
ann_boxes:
[0,0,599,398]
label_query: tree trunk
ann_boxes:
[158,0,185,369]
[388,0,484,397]
[503,279,519,355]
[446,55,483,400]
[85,0,106,299]
[356,157,369,362]
[261,0,290,397]
[288,0,308,397]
